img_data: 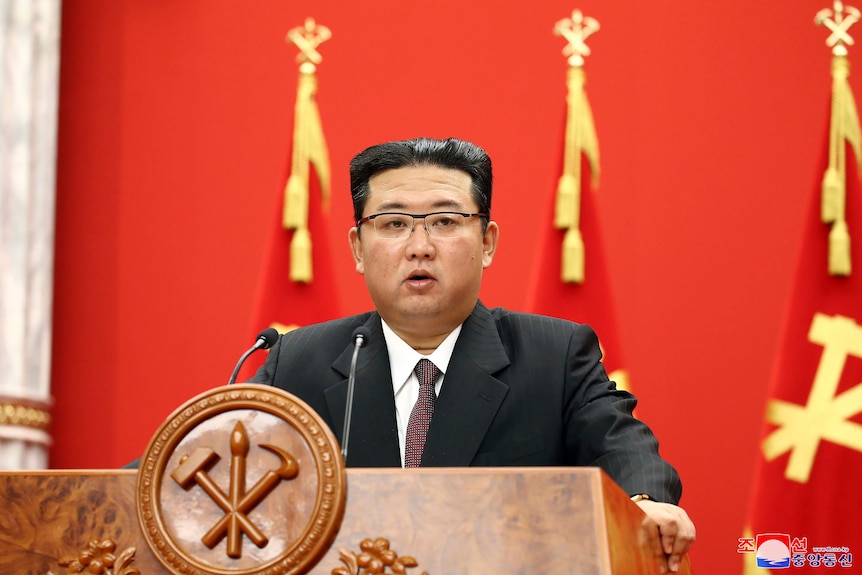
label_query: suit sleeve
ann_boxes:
[562,323,682,504]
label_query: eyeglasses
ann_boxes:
[357,211,488,239]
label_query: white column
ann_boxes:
[0,0,61,469]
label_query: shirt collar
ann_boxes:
[381,319,462,394]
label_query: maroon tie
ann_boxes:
[405,359,441,468]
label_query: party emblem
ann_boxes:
[136,384,346,575]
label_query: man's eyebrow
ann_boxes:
[373,199,466,212]
[430,200,465,210]
[374,201,409,212]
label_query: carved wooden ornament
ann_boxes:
[136,384,347,575]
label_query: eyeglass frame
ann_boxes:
[356,211,489,239]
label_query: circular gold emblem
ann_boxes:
[136,384,347,575]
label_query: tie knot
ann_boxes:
[414,358,440,388]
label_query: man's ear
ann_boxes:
[348,227,365,275]
[481,220,499,269]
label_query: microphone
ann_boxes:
[227,328,280,385]
[341,326,371,462]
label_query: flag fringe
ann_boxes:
[824,55,861,276]
[556,66,599,284]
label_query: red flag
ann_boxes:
[741,145,862,571]
[525,152,629,388]
[530,18,627,385]
[240,19,340,380]
[240,159,342,381]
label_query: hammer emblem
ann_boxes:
[171,421,299,558]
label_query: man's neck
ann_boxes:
[381,318,463,355]
[395,330,452,355]
[411,345,439,355]
[380,320,464,372]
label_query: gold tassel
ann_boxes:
[821,167,841,223]
[824,55,862,276]
[562,227,585,283]
[290,228,313,283]
[555,173,577,229]
[283,172,306,229]
[284,18,331,283]
[829,219,852,275]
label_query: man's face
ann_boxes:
[348,165,498,341]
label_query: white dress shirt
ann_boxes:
[380,319,462,467]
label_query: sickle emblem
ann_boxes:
[171,421,299,558]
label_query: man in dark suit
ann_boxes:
[251,137,695,571]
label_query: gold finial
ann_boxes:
[816,1,861,56]
[287,17,332,73]
[554,10,600,67]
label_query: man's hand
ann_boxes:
[635,499,696,573]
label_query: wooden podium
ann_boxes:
[0,386,692,575]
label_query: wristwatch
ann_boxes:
[630,494,653,503]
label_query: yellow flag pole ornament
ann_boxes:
[816,1,862,276]
[284,18,332,283]
[553,10,600,284]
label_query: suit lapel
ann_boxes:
[422,303,511,466]
[324,314,402,467]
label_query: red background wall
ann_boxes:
[51,1,851,572]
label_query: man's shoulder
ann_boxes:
[480,305,598,345]
[484,306,583,331]
[281,311,377,341]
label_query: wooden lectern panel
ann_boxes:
[0,468,689,575]
[318,467,678,575]
[0,471,157,574]
[1,384,691,574]
[323,467,618,575]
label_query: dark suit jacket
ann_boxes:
[250,302,682,504]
